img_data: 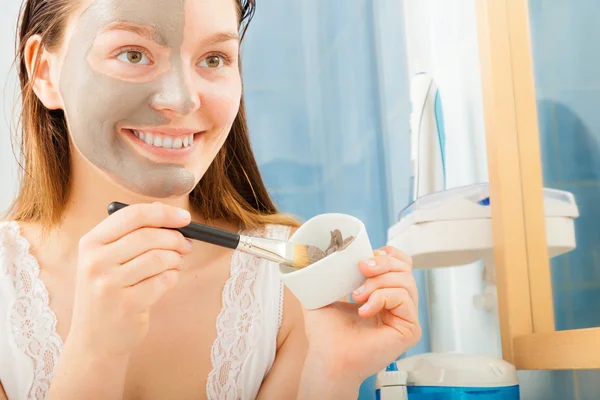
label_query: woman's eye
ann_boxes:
[116,50,151,65]
[198,55,225,68]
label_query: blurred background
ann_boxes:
[2,1,600,399]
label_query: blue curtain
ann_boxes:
[242,1,419,398]
[242,0,390,244]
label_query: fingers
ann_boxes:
[358,288,418,326]
[127,269,181,307]
[352,271,418,308]
[358,250,412,279]
[83,202,192,246]
[380,295,421,340]
[117,249,184,287]
[358,288,406,317]
[353,246,419,325]
[104,227,192,265]
[378,246,412,265]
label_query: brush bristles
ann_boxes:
[292,244,324,269]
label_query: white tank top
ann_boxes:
[0,221,290,400]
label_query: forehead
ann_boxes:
[71,0,238,46]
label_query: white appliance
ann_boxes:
[388,183,579,270]
[388,182,579,314]
[376,354,520,400]
[407,71,499,357]
[398,70,579,354]
[378,68,579,400]
[409,72,445,200]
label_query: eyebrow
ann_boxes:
[200,32,240,47]
[101,22,239,48]
[102,21,168,46]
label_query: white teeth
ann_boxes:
[132,130,194,149]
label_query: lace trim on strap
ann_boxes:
[277,279,285,330]
[0,222,64,400]
[206,225,279,400]
[277,226,290,331]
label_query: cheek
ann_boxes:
[61,57,155,133]
[64,76,150,140]
[203,75,242,129]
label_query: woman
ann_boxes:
[0,0,421,398]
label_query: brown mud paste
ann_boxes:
[307,229,355,264]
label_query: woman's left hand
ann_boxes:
[302,246,421,388]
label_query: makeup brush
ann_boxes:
[107,201,321,269]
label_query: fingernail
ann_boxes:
[359,303,369,312]
[186,239,193,248]
[367,259,377,268]
[178,209,191,221]
[353,285,365,295]
[377,250,387,256]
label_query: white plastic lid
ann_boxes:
[394,353,519,387]
[375,369,408,389]
[397,183,578,222]
[400,184,490,219]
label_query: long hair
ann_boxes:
[8,0,299,230]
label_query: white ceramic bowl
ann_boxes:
[279,213,373,310]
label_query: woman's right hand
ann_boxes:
[67,202,193,357]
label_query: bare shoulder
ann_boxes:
[0,382,7,400]
[256,284,307,399]
[276,285,305,349]
[255,221,304,349]
[274,225,304,347]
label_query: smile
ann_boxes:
[121,128,202,160]
[132,130,195,149]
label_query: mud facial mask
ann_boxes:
[307,229,356,263]
[58,0,197,197]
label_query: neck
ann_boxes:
[57,155,195,246]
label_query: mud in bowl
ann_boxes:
[279,213,373,310]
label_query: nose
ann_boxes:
[150,64,200,117]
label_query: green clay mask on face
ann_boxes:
[59,0,198,198]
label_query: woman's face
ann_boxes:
[55,0,242,198]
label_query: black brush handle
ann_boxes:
[107,201,240,250]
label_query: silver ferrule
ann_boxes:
[237,235,294,265]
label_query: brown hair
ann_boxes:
[8,0,300,230]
